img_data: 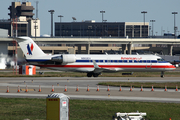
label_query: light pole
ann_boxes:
[172,12,178,38]
[156,32,158,36]
[103,20,107,36]
[48,10,55,37]
[58,15,63,37]
[100,10,105,37]
[34,18,37,39]
[149,26,151,36]
[150,20,155,36]
[163,30,165,37]
[100,10,105,22]
[141,11,147,37]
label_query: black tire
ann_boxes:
[93,73,99,77]
[87,72,93,77]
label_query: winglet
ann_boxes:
[92,60,118,73]
[92,60,103,74]
[93,60,99,68]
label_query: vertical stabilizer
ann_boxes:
[16,37,45,59]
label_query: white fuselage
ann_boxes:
[29,54,175,73]
[16,37,176,77]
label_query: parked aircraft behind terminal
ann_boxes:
[16,37,176,77]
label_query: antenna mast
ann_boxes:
[35,1,39,18]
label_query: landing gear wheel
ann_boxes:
[87,72,93,77]
[161,71,164,78]
[93,73,99,77]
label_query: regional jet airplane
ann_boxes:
[16,37,175,77]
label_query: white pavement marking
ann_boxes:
[0,93,180,103]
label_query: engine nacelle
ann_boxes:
[51,54,76,63]
[62,54,76,63]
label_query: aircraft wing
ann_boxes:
[92,60,118,73]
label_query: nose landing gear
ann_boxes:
[161,71,164,78]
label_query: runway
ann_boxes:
[0,77,180,103]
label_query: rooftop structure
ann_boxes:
[0,2,40,37]
[8,2,34,20]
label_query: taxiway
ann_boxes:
[0,77,179,103]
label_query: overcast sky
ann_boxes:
[1,0,180,36]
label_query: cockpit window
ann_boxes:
[157,58,165,61]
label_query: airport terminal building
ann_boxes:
[55,21,149,38]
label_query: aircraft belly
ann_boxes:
[47,67,94,72]
[34,63,174,73]
[114,68,167,72]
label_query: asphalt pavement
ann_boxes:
[0,77,180,103]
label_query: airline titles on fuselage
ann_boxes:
[81,57,142,60]
[81,57,91,60]
[121,57,142,60]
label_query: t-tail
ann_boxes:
[16,37,46,59]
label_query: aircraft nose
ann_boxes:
[170,65,176,69]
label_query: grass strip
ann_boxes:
[98,82,180,89]
[0,98,179,120]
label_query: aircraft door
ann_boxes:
[146,59,152,69]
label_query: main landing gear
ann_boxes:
[87,72,100,77]
[161,71,164,78]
